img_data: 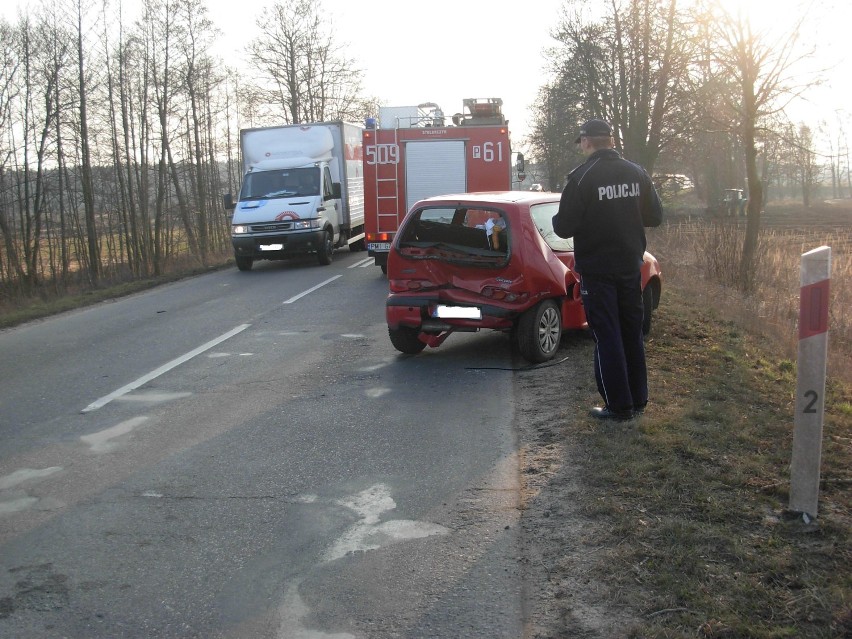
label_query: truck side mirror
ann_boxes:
[515,153,525,173]
[328,182,342,200]
[223,193,235,211]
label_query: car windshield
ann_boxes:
[396,206,510,264]
[530,202,574,252]
[240,167,320,200]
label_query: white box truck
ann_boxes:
[223,121,365,270]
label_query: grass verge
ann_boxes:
[562,286,852,637]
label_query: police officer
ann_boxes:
[552,119,663,421]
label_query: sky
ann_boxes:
[205,0,567,144]
[2,0,851,151]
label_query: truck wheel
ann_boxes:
[642,285,654,336]
[349,238,365,252]
[388,327,426,355]
[317,230,334,265]
[517,299,561,363]
[235,256,253,271]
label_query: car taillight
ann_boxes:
[481,287,528,302]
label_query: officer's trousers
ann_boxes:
[579,271,648,413]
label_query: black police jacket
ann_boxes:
[552,148,663,274]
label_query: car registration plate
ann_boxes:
[259,244,284,251]
[368,242,391,251]
[433,305,482,320]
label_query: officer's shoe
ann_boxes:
[633,403,647,415]
[590,406,635,421]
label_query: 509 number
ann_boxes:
[365,144,399,165]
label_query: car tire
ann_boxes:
[388,327,426,355]
[517,299,561,363]
[642,285,654,336]
[317,230,334,265]
[235,256,253,271]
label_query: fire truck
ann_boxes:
[363,98,522,272]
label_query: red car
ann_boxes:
[385,191,662,363]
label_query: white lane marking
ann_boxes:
[81,324,251,412]
[283,276,342,304]
[0,497,39,515]
[324,483,449,562]
[0,467,63,490]
[275,485,447,637]
[115,391,192,403]
[80,416,149,452]
[277,580,355,639]
[348,257,373,269]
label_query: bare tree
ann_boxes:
[246,0,366,124]
[699,0,812,289]
[72,0,100,284]
[531,0,695,186]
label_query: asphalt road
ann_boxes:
[0,250,526,638]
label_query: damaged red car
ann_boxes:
[385,191,662,363]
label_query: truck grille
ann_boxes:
[251,222,292,232]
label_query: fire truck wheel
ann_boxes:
[235,256,253,271]
[317,230,334,265]
[388,327,427,354]
[517,299,561,363]
[349,237,365,252]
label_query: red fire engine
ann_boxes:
[363,98,521,272]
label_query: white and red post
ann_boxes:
[789,246,831,518]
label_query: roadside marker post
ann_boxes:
[789,246,831,518]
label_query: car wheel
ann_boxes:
[317,230,334,265]
[642,285,654,336]
[517,299,561,363]
[235,255,253,271]
[388,327,426,355]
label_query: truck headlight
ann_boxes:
[292,219,320,230]
[232,225,249,234]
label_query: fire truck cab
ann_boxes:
[363,98,520,272]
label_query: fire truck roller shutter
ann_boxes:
[405,140,466,211]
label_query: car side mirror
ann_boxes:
[327,182,342,200]
[223,193,235,211]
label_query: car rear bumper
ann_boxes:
[386,295,517,331]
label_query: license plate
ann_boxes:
[368,242,391,251]
[433,305,482,320]
[259,244,284,251]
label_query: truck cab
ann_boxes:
[224,122,364,271]
[225,162,341,270]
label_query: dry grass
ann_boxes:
[517,200,852,638]
[649,202,852,384]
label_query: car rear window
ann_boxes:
[396,206,510,265]
[530,202,574,252]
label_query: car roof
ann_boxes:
[411,191,560,207]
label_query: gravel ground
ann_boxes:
[514,331,644,638]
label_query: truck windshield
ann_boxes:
[241,167,321,200]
